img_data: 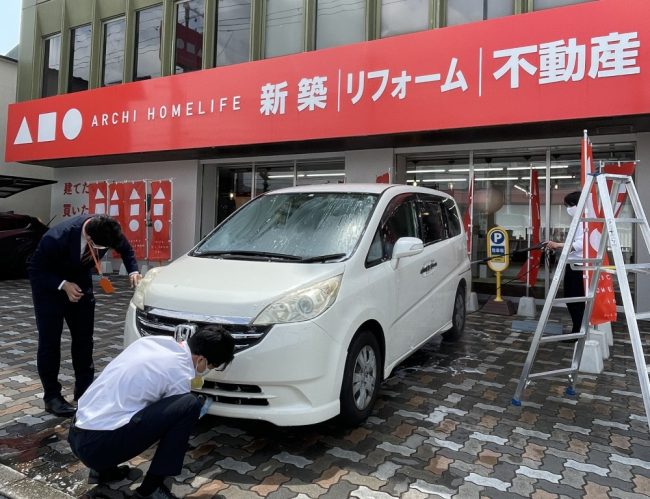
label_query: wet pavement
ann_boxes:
[1,277,650,499]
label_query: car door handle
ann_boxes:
[420,260,437,275]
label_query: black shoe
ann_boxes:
[44,397,76,417]
[134,485,179,499]
[88,465,132,485]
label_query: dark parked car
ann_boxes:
[0,212,49,279]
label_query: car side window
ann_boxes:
[419,198,447,244]
[366,196,418,266]
[443,198,462,237]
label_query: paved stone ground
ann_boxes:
[1,277,650,499]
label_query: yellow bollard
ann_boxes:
[495,271,502,302]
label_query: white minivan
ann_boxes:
[124,184,471,426]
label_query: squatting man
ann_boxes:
[68,325,235,499]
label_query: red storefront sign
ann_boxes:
[148,180,172,261]
[5,0,650,163]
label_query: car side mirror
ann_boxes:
[391,237,424,269]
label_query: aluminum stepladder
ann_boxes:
[512,172,650,430]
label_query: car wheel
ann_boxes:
[339,330,381,426]
[442,285,466,342]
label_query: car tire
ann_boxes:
[442,285,466,342]
[339,330,381,426]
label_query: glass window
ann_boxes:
[296,159,345,185]
[216,0,251,66]
[380,197,418,260]
[134,5,163,81]
[41,34,61,97]
[380,0,428,38]
[265,0,304,58]
[68,25,91,93]
[443,198,462,237]
[175,0,205,74]
[419,197,447,244]
[534,0,591,10]
[101,18,125,86]
[255,162,294,196]
[447,0,514,26]
[316,0,365,49]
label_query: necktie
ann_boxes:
[81,245,94,266]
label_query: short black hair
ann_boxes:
[86,216,123,248]
[188,325,235,368]
[564,191,581,207]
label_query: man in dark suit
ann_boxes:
[29,215,142,417]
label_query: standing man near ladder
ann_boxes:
[29,215,142,417]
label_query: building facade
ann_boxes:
[1,54,55,221]
[6,0,650,307]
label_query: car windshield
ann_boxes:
[193,192,379,261]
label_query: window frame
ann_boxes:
[100,16,127,87]
[173,0,206,74]
[133,3,164,81]
[366,193,419,267]
[67,23,92,93]
[41,33,62,97]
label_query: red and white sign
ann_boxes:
[87,182,108,215]
[516,170,541,287]
[5,0,649,163]
[121,181,147,260]
[148,180,172,261]
[582,133,617,326]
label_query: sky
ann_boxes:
[0,0,21,56]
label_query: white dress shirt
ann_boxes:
[567,220,584,262]
[75,336,195,430]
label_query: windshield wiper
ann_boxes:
[192,250,303,261]
[300,253,347,263]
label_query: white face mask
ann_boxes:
[566,206,577,217]
[195,357,211,378]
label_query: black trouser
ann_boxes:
[68,394,201,477]
[32,289,95,402]
[564,264,585,334]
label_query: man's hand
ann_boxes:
[545,241,563,250]
[129,273,143,288]
[62,281,83,302]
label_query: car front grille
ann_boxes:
[202,380,268,406]
[135,308,272,352]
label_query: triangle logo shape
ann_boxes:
[154,188,165,199]
[111,191,119,201]
[14,117,33,145]
[130,189,140,200]
[95,189,105,200]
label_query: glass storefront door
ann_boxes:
[205,157,345,231]
[403,141,636,300]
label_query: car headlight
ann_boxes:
[253,275,342,325]
[131,267,162,310]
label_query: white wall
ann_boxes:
[50,160,201,263]
[0,57,54,222]
[345,149,394,183]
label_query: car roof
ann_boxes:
[264,183,454,200]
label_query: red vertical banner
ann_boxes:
[149,180,172,261]
[108,183,126,228]
[463,173,473,255]
[121,181,147,260]
[87,182,108,215]
[517,170,541,286]
[582,132,617,326]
